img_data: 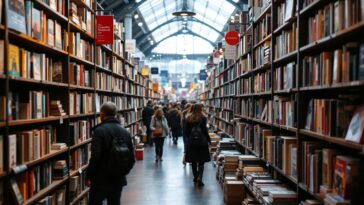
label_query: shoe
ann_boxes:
[197,180,204,187]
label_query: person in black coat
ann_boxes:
[142,100,155,146]
[184,103,211,187]
[167,103,183,145]
[86,102,135,205]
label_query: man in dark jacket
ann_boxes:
[86,102,135,205]
[167,103,182,145]
[142,100,155,146]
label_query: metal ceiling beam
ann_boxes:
[112,0,245,21]
[136,17,223,47]
[142,29,215,56]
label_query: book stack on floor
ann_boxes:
[224,180,245,205]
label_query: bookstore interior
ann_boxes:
[0,0,364,204]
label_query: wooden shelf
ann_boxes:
[69,84,95,91]
[254,4,272,24]
[25,177,69,205]
[7,116,65,127]
[273,88,297,95]
[9,77,69,88]
[15,148,68,171]
[298,183,324,203]
[8,31,68,57]
[70,139,92,150]
[300,0,330,16]
[300,129,364,151]
[300,81,364,92]
[273,17,297,35]
[70,55,94,68]
[33,0,68,24]
[251,91,271,97]
[69,113,95,119]
[100,44,113,53]
[113,52,125,61]
[95,64,113,74]
[96,89,113,94]
[70,187,90,205]
[214,116,233,125]
[273,50,297,65]
[69,22,95,41]
[71,0,94,12]
[253,34,272,49]
[70,164,89,177]
[272,123,297,132]
[252,63,270,73]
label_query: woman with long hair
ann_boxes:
[182,103,193,166]
[184,103,211,187]
[150,108,169,162]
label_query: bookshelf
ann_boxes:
[201,0,364,204]
[0,0,157,204]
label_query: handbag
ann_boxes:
[153,118,163,137]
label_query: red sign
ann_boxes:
[225,31,239,46]
[96,15,114,45]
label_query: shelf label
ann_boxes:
[96,15,114,45]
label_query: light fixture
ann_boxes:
[182,29,188,33]
[150,40,154,45]
[147,37,151,40]
[137,22,143,27]
[172,0,196,17]
[134,14,139,19]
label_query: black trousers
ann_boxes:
[89,185,122,205]
[191,162,205,180]
[153,137,165,158]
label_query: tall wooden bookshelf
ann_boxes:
[201,0,364,204]
[0,0,155,204]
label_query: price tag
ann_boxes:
[78,168,82,174]
[60,117,63,124]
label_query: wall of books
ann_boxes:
[201,0,364,204]
[0,0,154,204]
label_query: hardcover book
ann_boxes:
[31,7,42,41]
[8,44,20,78]
[47,19,55,47]
[7,0,27,34]
[345,105,364,144]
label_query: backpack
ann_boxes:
[108,134,133,177]
[189,121,207,147]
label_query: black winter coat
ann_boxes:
[142,106,154,127]
[167,109,183,137]
[86,118,135,188]
[184,117,211,163]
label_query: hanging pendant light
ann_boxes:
[172,0,196,17]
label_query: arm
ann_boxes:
[150,116,156,131]
[201,118,211,143]
[86,128,103,180]
[126,132,135,169]
[142,109,147,125]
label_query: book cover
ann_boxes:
[359,43,364,80]
[8,44,20,78]
[8,134,17,168]
[10,178,24,205]
[31,52,41,80]
[31,7,42,41]
[55,22,62,49]
[47,19,55,47]
[7,0,27,34]
[345,105,364,143]
[334,155,360,199]
[52,62,62,83]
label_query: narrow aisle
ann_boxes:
[121,137,224,205]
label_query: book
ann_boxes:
[10,178,24,205]
[359,43,364,80]
[334,155,360,199]
[8,44,20,78]
[345,105,364,143]
[51,142,66,150]
[7,0,27,34]
[47,19,55,47]
[31,7,42,41]
[0,135,3,173]
[32,52,41,80]
[8,134,17,169]
[284,0,294,22]
[55,22,62,49]
[52,62,62,83]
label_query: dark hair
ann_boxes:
[147,100,153,105]
[100,102,117,117]
[187,103,205,123]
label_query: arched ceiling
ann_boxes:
[100,0,247,56]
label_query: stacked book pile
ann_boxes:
[224,180,245,205]
[52,160,68,180]
[50,100,66,116]
[236,155,262,180]
[209,132,221,153]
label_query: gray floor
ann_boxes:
[121,137,224,205]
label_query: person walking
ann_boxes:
[86,102,135,205]
[184,103,211,187]
[167,103,183,145]
[150,108,169,162]
[182,103,192,166]
[142,100,155,146]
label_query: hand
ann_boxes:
[86,179,91,187]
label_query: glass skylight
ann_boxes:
[152,35,214,54]
[137,0,237,54]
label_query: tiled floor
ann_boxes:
[120,137,224,205]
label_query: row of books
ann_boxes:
[114,96,145,111]
[69,32,94,62]
[122,110,142,126]
[112,57,123,76]
[237,33,252,58]
[235,77,252,95]
[7,44,63,82]
[301,142,360,202]
[216,110,234,122]
[70,172,87,202]
[274,62,296,91]
[213,98,234,110]
[70,2,94,36]
[69,120,91,146]
[276,0,296,27]
[95,47,111,70]
[213,83,235,98]
[69,92,94,115]
[113,39,124,56]
[304,96,364,141]
[96,72,112,91]
[36,186,66,205]
[214,118,234,136]
[70,145,90,171]
[301,43,364,87]
[273,95,296,127]
[25,3,66,50]
[253,41,271,69]
[252,0,271,20]
[254,13,271,44]
[306,0,364,44]
[255,99,273,123]
[274,22,298,59]
[70,62,92,87]
[233,98,253,118]
[253,69,271,93]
